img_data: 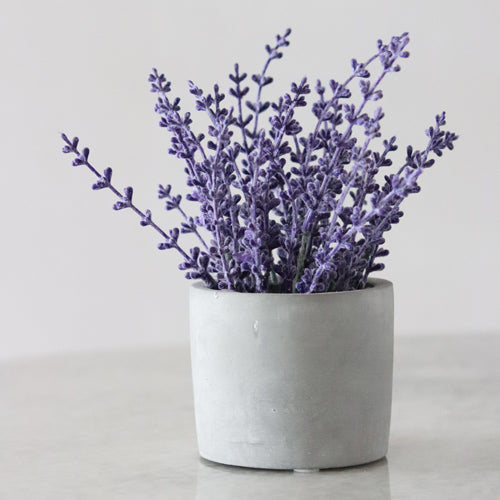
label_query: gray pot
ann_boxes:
[189,278,394,471]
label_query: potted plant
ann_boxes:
[61,29,457,471]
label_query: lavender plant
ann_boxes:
[62,30,457,293]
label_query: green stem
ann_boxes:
[292,232,311,292]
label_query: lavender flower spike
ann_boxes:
[60,134,216,288]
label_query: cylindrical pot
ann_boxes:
[189,278,394,470]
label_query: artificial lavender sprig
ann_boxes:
[62,30,458,293]
[158,183,208,250]
[61,134,216,288]
[301,112,457,293]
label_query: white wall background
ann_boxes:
[1,0,498,359]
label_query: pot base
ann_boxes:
[200,453,388,471]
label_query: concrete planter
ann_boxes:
[189,278,394,471]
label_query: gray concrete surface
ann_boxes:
[1,334,499,499]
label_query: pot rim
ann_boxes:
[191,277,392,298]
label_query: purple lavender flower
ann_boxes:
[61,30,457,293]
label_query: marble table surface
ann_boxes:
[1,334,499,499]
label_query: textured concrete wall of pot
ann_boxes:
[189,278,394,470]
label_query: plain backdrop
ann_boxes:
[0,0,498,359]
